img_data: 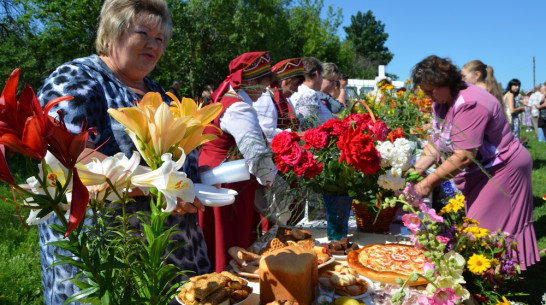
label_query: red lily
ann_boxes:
[46,114,94,169]
[64,167,90,237]
[0,144,16,185]
[0,68,71,160]
[45,112,95,237]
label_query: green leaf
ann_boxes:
[64,286,100,304]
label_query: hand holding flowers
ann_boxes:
[0,69,222,304]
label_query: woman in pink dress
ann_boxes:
[410,55,540,270]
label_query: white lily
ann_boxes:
[77,151,147,201]
[25,152,73,225]
[130,150,195,212]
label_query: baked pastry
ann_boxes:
[177,272,252,305]
[312,246,331,264]
[328,271,356,286]
[334,263,357,276]
[259,245,318,305]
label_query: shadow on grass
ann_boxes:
[508,254,546,304]
[533,157,546,170]
[533,199,546,242]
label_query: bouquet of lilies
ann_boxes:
[0,69,222,304]
[385,185,520,305]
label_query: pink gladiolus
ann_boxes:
[409,233,424,249]
[418,295,430,304]
[402,213,421,231]
[396,182,424,207]
[423,262,435,274]
[430,288,457,305]
[436,235,450,245]
[420,203,443,223]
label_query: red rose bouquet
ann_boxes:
[271,113,408,202]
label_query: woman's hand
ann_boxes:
[414,178,433,197]
[172,197,205,215]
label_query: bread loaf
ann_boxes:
[259,245,318,305]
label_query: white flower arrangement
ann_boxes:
[376,138,413,191]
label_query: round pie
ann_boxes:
[347,243,429,286]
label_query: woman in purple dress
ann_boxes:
[410,55,540,270]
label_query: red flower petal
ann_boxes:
[0,144,15,185]
[64,168,90,238]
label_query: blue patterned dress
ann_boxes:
[38,55,211,305]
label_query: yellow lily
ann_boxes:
[148,101,188,158]
[107,92,165,145]
[109,93,191,166]
[167,93,222,159]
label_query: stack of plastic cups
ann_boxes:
[200,159,251,185]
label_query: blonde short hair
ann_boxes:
[322,62,340,81]
[95,0,172,55]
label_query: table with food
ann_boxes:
[175,225,431,305]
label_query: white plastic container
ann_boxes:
[199,159,250,185]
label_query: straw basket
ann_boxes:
[351,202,397,233]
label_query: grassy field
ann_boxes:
[0,130,545,304]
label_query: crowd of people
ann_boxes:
[30,0,542,303]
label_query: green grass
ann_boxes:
[0,131,545,304]
[507,130,546,304]
[0,154,43,305]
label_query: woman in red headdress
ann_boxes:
[252,58,305,228]
[198,51,277,272]
[254,58,304,142]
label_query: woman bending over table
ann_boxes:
[410,55,539,270]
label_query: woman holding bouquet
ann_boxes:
[38,0,210,303]
[198,51,277,272]
[410,55,539,270]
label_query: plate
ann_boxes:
[175,276,254,305]
[333,275,375,299]
[197,195,236,207]
[332,254,347,260]
[194,184,238,198]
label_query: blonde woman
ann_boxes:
[461,60,506,116]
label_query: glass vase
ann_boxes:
[323,194,353,241]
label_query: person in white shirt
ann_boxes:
[528,84,543,138]
[291,57,333,130]
[253,58,305,142]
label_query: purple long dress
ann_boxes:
[431,84,540,270]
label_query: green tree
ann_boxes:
[343,10,393,79]
[1,0,357,99]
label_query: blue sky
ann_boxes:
[322,0,545,91]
